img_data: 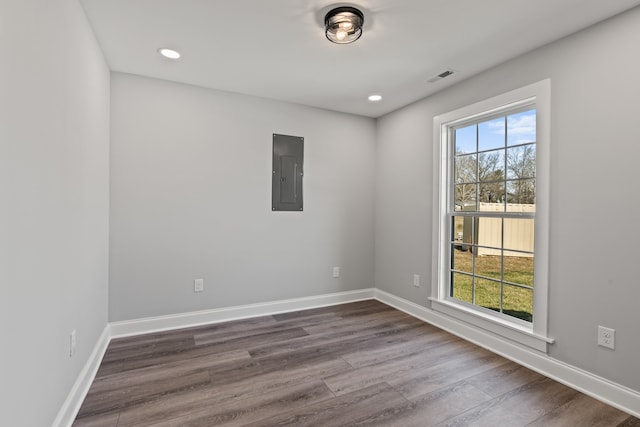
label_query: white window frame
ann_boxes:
[430,80,553,352]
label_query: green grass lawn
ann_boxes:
[451,249,534,322]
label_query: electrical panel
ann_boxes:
[272,134,303,211]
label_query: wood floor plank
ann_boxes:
[339,327,458,369]
[465,360,546,398]
[249,323,423,357]
[193,326,308,348]
[323,338,477,396]
[77,350,250,419]
[109,316,276,351]
[193,313,340,345]
[92,350,250,394]
[247,315,427,359]
[144,380,334,427]
[387,346,509,400]
[72,411,119,427]
[334,300,397,317]
[95,359,125,379]
[432,377,579,427]
[77,371,211,418]
[270,300,389,322]
[249,322,431,369]
[617,417,640,426]
[525,393,632,427]
[121,343,249,372]
[115,357,352,427]
[207,352,347,387]
[301,309,422,335]
[102,337,195,364]
[73,301,638,427]
[240,382,408,427]
[348,380,494,427]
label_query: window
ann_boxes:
[431,80,552,351]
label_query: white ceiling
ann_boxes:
[80,0,640,118]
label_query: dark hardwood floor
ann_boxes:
[73,300,639,426]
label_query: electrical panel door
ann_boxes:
[272,134,303,211]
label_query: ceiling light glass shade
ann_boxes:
[325,7,364,44]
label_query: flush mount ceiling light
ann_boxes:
[368,94,382,102]
[324,6,364,44]
[158,48,181,59]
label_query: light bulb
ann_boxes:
[336,29,348,41]
[340,21,353,31]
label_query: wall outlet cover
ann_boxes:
[413,274,420,287]
[597,325,615,350]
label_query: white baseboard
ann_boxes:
[374,289,640,418]
[110,288,376,338]
[52,325,111,427]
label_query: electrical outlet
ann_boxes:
[413,274,420,287]
[332,267,340,278]
[194,278,204,293]
[598,325,615,349]
[70,330,76,358]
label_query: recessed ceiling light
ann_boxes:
[368,95,382,102]
[158,48,181,59]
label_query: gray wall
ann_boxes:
[0,0,110,426]
[109,73,376,321]
[375,7,640,392]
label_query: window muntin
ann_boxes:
[448,107,536,324]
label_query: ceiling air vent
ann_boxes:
[427,69,454,83]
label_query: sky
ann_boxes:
[455,109,536,154]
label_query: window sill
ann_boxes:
[428,297,554,352]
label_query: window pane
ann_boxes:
[451,216,463,242]
[451,216,473,246]
[503,284,533,322]
[478,150,505,182]
[474,252,501,280]
[507,109,536,146]
[478,117,505,151]
[454,184,477,211]
[476,217,502,249]
[503,218,535,253]
[506,145,535,179]
[455,125,476,154]
[504,250,534,287]
[455,154,477,183]
[475,278,501,313]
[479,182,505,207]
[506,179,535,208]
[451,245,472,274]
[452,216,474,254]
[451,272,473,303]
